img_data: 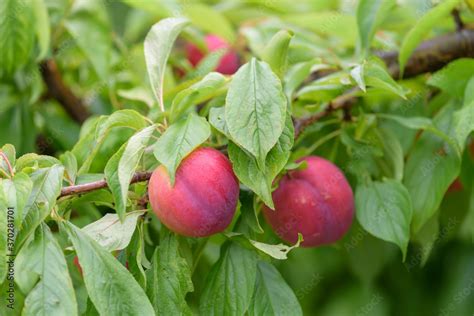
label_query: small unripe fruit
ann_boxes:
[148,147,239,237]
[263,156,354,247]
[186,35,239,75]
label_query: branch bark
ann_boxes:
[294,29,474,138]
[40,59,91,124]
[59,171,152,198]
[380,28,474,79]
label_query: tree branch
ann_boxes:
[294,29,474,138]
[40,59,91,124]
[380,28,474,79]
[452,9,464,32]
[59,171,152,198]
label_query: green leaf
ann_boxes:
[185,48,227,80]
[453,100,474,149]
[377,127,404,181]
[351,64,366,92]
[40,102,80,150]
[240,190,264,235]
[144,17,189,111]
[16,165,64,250]
[467,0,474,10]
[464,76,474,103]
[1,172,33,231]
[65,0,112,79]
[355,179,413,259]
[377,113,458,152]
[225,58,287,170]
[209,106,230,136]
[96,110,150,141]
[60,151,78,184]
[126,222,148,289]
[248,261,303,316]
[120,0,167,16]
[32,0,50,60]
[364,59,406,98]
[249,235,303,260]
[377,113,433,130]
[146,234,193,315]
[283,59,325,99]
[170,72,227,122]
[81,211,145,252]
[61,221,155,316]
[200,243,258,316]
[0,174,32,284]
[105,126,155,220]
[15,153,61,172]
[428,59,474,98]
[453,77,474,148]
[261,30,294,78]
[0,103,36,154]
[398,0,462,76]
[228,233,303,260]
[184,3,235,42]
[284,12,357,47]
[153,113,211,184]
[0,180,10,283]
[75,110,149,174]
[346,228,396,285]
[0,0,35,75]
[356,0,395,56]
[411,214,440,267]
[0,143,15,177]
[228,115,294,208]
[16,224,77,316]
[117,87,155,108]
[404,104,462,233]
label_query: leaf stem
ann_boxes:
[0,151,14,177]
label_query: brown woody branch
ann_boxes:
[452,9,465,32]
[40,59,90,123]
[59,171,152,198]
[380,28,474,79]
[294,29,474,138]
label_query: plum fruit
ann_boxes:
[148,147,239,237]
[263,156,354,247]
[186,35,239,75]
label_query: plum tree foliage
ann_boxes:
[1,0,474,315]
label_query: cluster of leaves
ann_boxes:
[1,0,474,315]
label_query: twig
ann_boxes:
[40,59,91,123]
[452,9,464,32]
[59,171,152,198]
[379,29,474,79]
[294,90,357,138]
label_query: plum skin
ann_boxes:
[186,35,239,75]
[148,147,239,237]
[263,156,354,247]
